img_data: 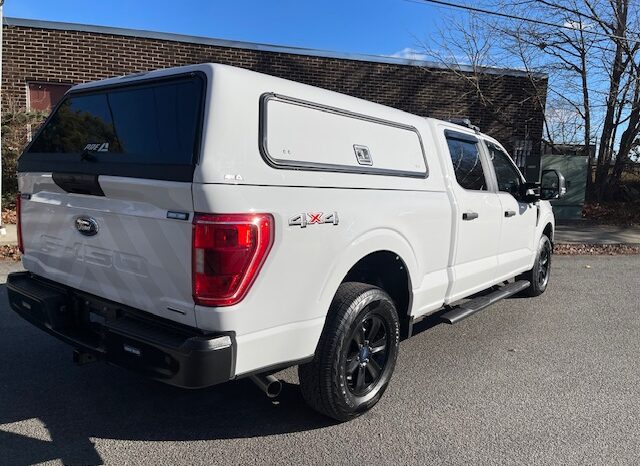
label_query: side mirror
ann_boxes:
[540,169,567,200]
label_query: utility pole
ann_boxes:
[0,0,5,236]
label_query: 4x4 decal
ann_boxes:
[288,212,339,228]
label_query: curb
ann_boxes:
[555,242,640,247]
[554,243,640,256]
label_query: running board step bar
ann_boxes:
[441,280,531,324]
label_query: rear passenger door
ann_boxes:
[484,141,537,280]
[444,130,502,302]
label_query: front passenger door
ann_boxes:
[485,142,537,280]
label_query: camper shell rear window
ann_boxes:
[20,72,206,182]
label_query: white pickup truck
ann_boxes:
[8,63,565,421]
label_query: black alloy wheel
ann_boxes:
[344,312,390,396]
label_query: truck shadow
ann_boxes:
[0,279,529,465]
[0,285,333,466]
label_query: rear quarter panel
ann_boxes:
[193,184,451,375]
[193,65,452,375]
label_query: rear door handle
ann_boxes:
[462,212,479,221]
[504,210,516,218]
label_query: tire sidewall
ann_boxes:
[334,289,400,415]
[533,235,552,294]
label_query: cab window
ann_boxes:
[487,143,523,198]
[445,135,487,191]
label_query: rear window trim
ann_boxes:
[19,71,207,183]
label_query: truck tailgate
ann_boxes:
[15,72,206,327]
[19,174,196,326]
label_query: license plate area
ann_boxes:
[69,292,126,348]
[75,294,119,331]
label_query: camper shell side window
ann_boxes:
[259,93,429,179]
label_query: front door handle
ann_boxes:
[462,211,479,221]
[504,210,516,218]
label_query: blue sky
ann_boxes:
[4,0,462,59]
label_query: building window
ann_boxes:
[27,82,72,112]
[26,82,72,141]
[513,139,532,170]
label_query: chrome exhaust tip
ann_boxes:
[250,373,282,398]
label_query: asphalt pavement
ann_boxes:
[1,255,639,465]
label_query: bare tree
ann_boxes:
[419,14,549,178]
[424,0,640,200]
[1,97,47,197]
[546,99,585,144]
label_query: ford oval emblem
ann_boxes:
[75,216,99,236]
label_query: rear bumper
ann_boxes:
[7,271,235,388]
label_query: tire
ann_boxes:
[518,234,552,297]
[298,282,400,422]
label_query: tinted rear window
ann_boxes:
[21,73,205,182]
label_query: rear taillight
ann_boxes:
[192,213,274,307]
[16,194,24,254]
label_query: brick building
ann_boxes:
[1,17,547,180]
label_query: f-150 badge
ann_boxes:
[289,212,339,228]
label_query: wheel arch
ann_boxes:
[543,222,554,246]
[318,230,418,340]
[340,250,413,339]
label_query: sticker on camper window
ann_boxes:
[353,145,373,166]
[83,142,110,152]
